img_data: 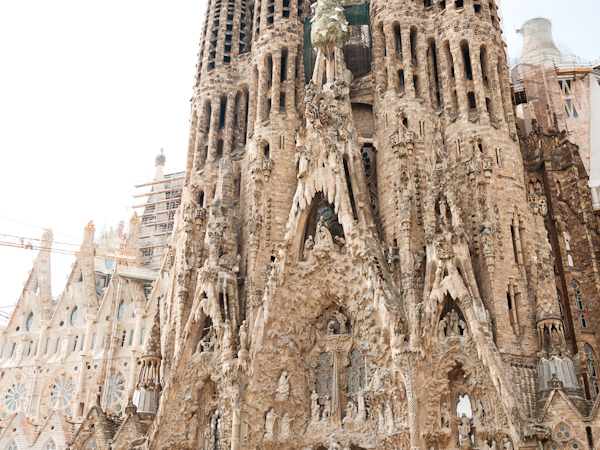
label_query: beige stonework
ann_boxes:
[2,2,600,450]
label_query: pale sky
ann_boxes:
[0,1,597,312]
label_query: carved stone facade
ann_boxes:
[3,1,600,450]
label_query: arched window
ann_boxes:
[117,300,126,321]
[44,439,56,450]
[585,346,597,377]
[7,441,18,450]
[345,349,365,393]
[26,313,33,331]
[315,351,333,396]
[70,307,78,327]
[580,315,587,328]
[106,373,125,405]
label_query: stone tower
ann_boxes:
[131,2,600,450]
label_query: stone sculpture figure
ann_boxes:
[502,437,513,450]
[204,421,215,450]
[275,371,291,401]
[310,390,320,423]
[342,400,356,425]
[187,412,199,442]
[440,402,452,429]
[356,390,366,423]
[377,404,385,433]
[14,340,24,364]
[264,408,278,440]
[438,316,448,341]
[483,440,491,450]
[457,413,471,444]
[322,395,332,421]
[280,413,292,440]
[385,401,395,433]
[60,336,69,361]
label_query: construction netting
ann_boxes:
[303,3,371,83]
[520,59,567,133]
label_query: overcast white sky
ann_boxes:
[0,1,597,311]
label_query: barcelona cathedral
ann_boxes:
[1,1,600,450]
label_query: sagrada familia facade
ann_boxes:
[2,1,600,450]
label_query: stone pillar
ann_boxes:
[286,49,296,111]
[470,44,489,124]
[489,55,506,123]
[248,67,259,135]
[451,44,469,117]
[257,67,267,122]
[401,28,415,98]
[271,51,282,116]
[206,97,221,163]
[384,23,395,90]
[224,91,236,155]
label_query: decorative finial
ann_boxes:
[310,0,348,54]
[155,148,166,167]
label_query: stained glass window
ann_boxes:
[7,441,18,450]
[5,382,27,411]
[315,351,332,396]
[346,349,365,393]
[44,439,56,450]
[51,378,74,409]
[106,373,125,405]
[84,438,97,450]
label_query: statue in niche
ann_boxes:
[303,235,314,260]
[322,395,332,421]
[311,390,320,423]
[377,404,386,433]
[221,319,233,352]
[187,412,199,442]
[196,327,217,354]
[356,390,366,423]
[204,419,215,449]
[457,413,471,444]
[440,402,452,429]
[14,340,24,364]
[539,196,548,216]
[275,371,291,401]
[368,367,383,392]
[440,309,466,338]
[280,413,292,439]
[438,315,448,342]
[264,408,278,440]
[479,214,495,253]
[342,400,357,425]
[502,437,513,450]
[385,401,395,433]
[327,319,337,335]
[472,398,485,427]
[60,335,70,361]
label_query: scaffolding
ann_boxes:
[132,172,184,269]
[520,58,568,134]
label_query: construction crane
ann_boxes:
[0,233,138,264]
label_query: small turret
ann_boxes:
[132,297,162,413]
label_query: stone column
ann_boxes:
[401,28,415,98]
[489,55,506,123]
[224,91,236,155]
[206,97,221,163]
[470,43,489,124]
[248,67,259,135]
[451,43,469,117]
[286,49,296,111]
[271,51,282,116]
[257,67,267,122]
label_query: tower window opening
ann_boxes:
[440,0,446,9]
[398,70,405,93]
[474,3,482,13]
[227,24,233,31]
[394,24,402,59]
[580,315,588,328]
[468,92,476,110]
[281,49,288,82]
[455,0,464,8]
[414,75,420,97]
[410,27,418,68]
[263,143,270,158]
[216,140,224,160]
[280,92,286,110]
[219,97,227,129]
[461,41,473,80]
[424,0,431,7]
